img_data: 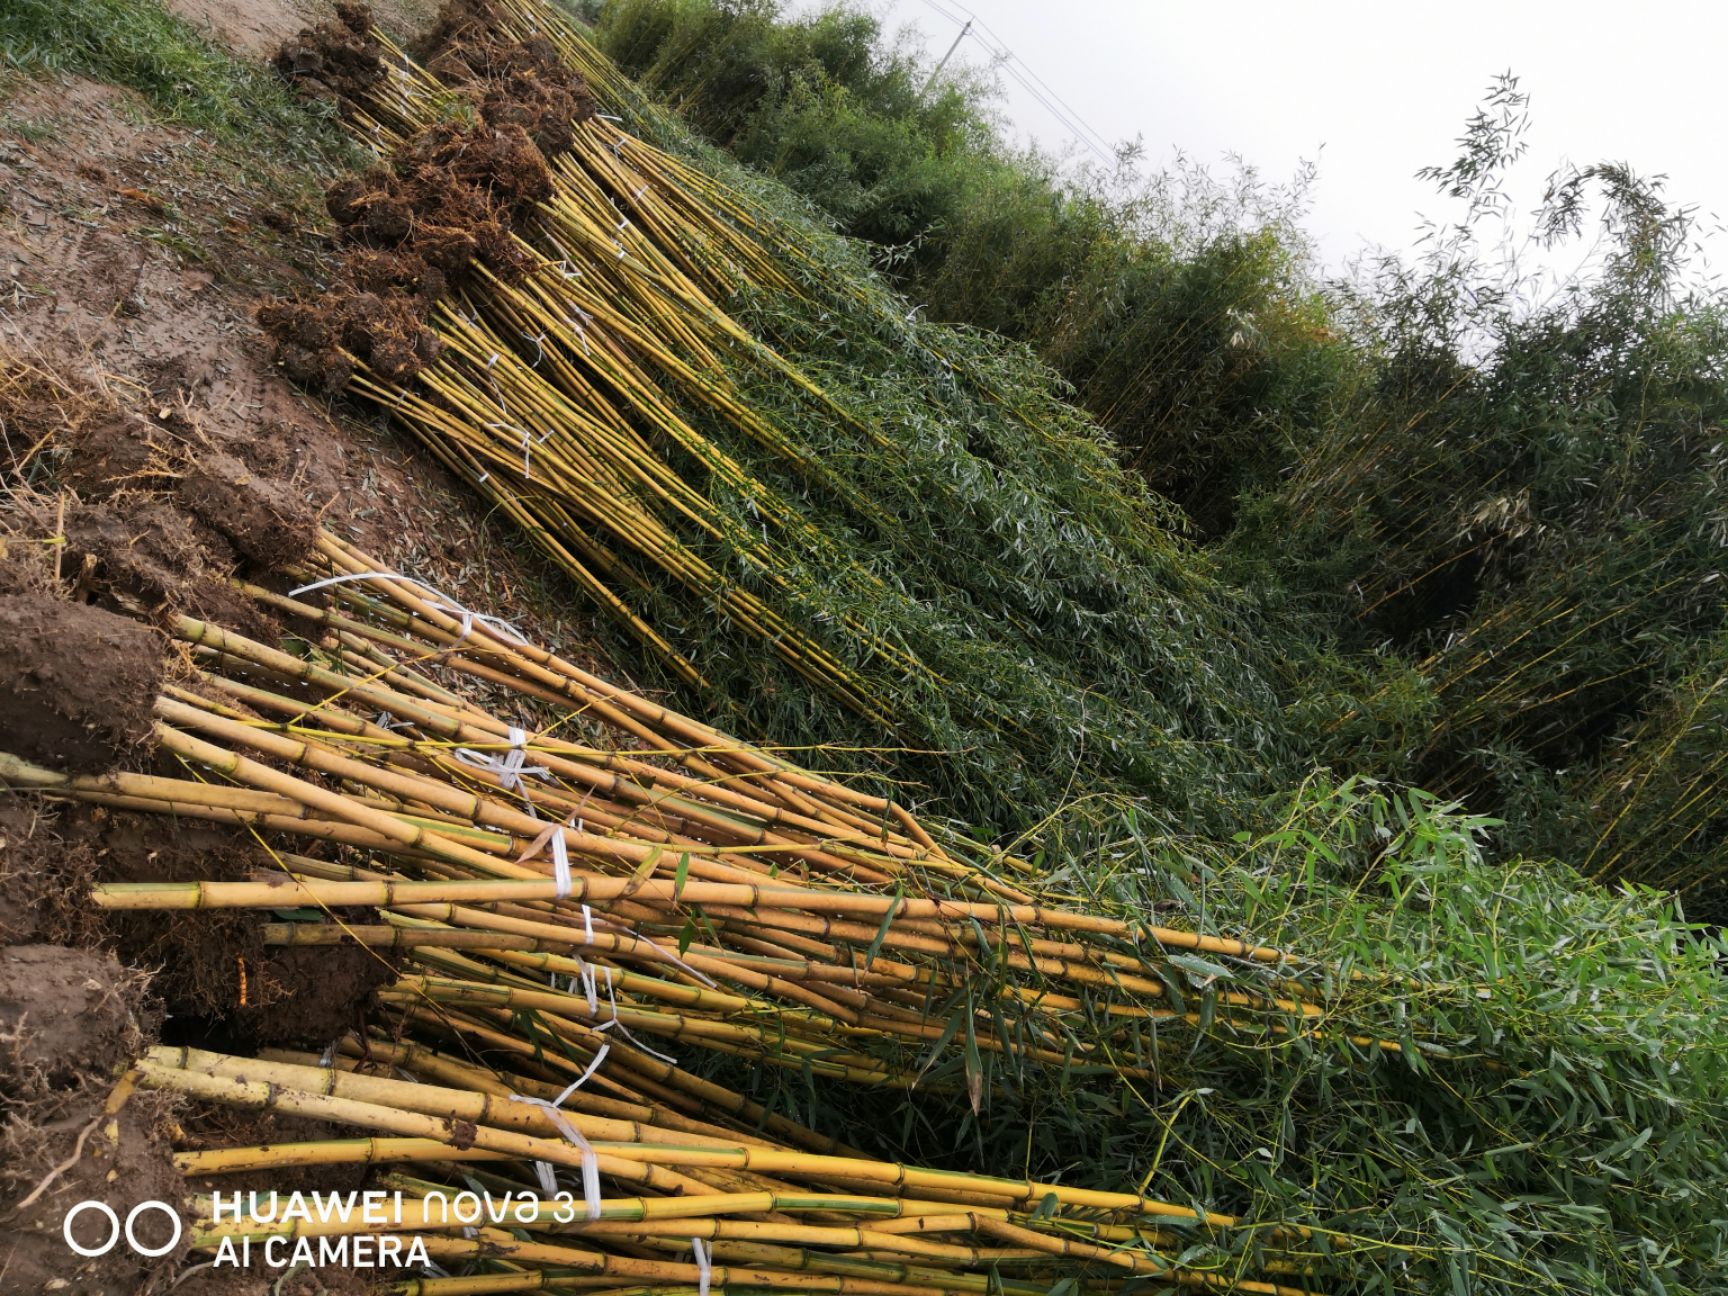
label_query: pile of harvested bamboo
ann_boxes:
[2,532,1403,1291]
[285,0,1274,840]
[327,5,913,718]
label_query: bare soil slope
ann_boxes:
[0,4,629,1289]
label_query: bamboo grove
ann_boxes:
[567,3,1728,917]
[2,2,1725,1293]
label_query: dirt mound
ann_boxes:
[415,0,500,60]
[262,1,599,394]
[420,3,598,159]
[272,2,387,117]
[1,363,327,601]
[177,450,320,568]
[341,244,450,299]
[0,533,54,596]
[0,592,163,775]
[259,118,550,393]
[0,362,171,499]
[0,945,149,1099]
[248,942,396,1047]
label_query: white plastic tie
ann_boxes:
[550,818,573,899]
[453,726,550,810]
[483,421,534,479]
[598,966,679,1064]
[287,570,529,646]
[578,959,599,1016]
[691,1238,712,1296]
[509,1063,607,1220]
[598,916,717,990]
[566,305,594,356]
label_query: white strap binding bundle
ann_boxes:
[507,1057,608,1220]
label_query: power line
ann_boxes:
[921,0,962,23]
[916,0,970,26]
[997,60,1116,168]
[910,0,1118,168]
[933,0,1117,161]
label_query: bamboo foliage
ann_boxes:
[296,0,1296,833]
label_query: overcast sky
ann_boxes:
[799,0,1726,276]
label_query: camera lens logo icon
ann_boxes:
[62,1200,182,1258]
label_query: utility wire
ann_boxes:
[911,0,1118,167]
[938,0,1118,161]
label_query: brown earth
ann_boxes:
[0,945,187,1295]
[0,589,164,775]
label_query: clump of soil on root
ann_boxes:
[177,451,321,568]
[272,2,388,117]
[420,1,598,158]
[263,2,595,393]
[0,945,153,1099]
[59,408,173,498]
[259,132,544,393]
[0,802,104,948]
[92,814,398,1052]
[0,588,163,775]
[0,947,186,1295]
[0,363,172,499]
[8,492,279,638]
[258,289,441,390]
[322,149,532,275]
[400,118,558,214]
